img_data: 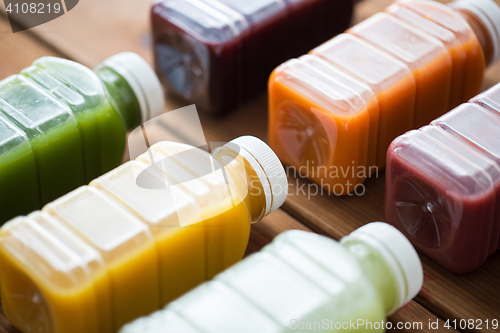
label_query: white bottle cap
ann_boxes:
[452,0,500,64]
[101,52,165,123]
[342,222,423,315]
[226,136,288,216]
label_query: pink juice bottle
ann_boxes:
[385,83,500,274]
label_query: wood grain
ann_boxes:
[0,19,58,78]
[1,0,500,331]
[0,0,155,67]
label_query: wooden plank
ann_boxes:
[201,91,500,333]
[0,0,154,67]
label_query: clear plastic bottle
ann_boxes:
[0,136,288,333]
[0,52,164,222]
[386,83,500,273]
[120,222,423,333]
[269,0,500,195]
[385,0,490,108]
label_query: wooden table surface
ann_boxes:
[1,0,500,332]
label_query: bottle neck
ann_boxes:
[455,7,495,67]
[95,66,143,131]
[212,146,268,223]
[341,238,401,315]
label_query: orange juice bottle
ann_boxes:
[347,12,453,128]
[268,52,385,194]
[0,136,288,333]
[391,0,500,106]
[269,0,500,195]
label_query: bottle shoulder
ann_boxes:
[268,231,383,304]
[29,57,110,112]
[213,230,385,325]
[0,74,78,136]
[136,141,251,222]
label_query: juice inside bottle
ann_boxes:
[421,125,500,255]
[299,55,380,170]
[137,140,267,278]
[432,103,500,168]
[400,0,489,103]
[0,211,111,333]
[385,129,496,273]
[268,56,371,194]
[385,81,500,273]
[268,0,500,195]
[0,52,164,223]
[0,114,40,222]
[43,186,161,329]
[91,159,207,304]
[0,76,85,204]
[284,0,327,55]
[385,2,468,109]
[470,82,500,116]
[310,33,416,168]
[348,12,453,127]
[151,0,247,114]
[218,0,289,97]
[120,223,423,333]
[0,136,288,333]
[22,58,127,181]
[432,104,500,250]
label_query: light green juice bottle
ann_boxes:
[120,222,423,333]
[0,53,164,222]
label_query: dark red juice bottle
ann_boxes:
[151,0,354,115]
[386,84,500,273]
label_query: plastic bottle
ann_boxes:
[0,52,164,222]
[0,114,40,223]
[268,0,500,195]
[0,136,288,333]
[151,0,354,115]
[120,223,423,333]
[385,83,500,274]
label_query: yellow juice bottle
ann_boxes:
[0,136,288,333]
[136,139,280,279]
[121,223,424,333]
[0,211,112,333]
[43,186,161,329]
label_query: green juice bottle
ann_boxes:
[120,222,423,333]
[0,52,164,222]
